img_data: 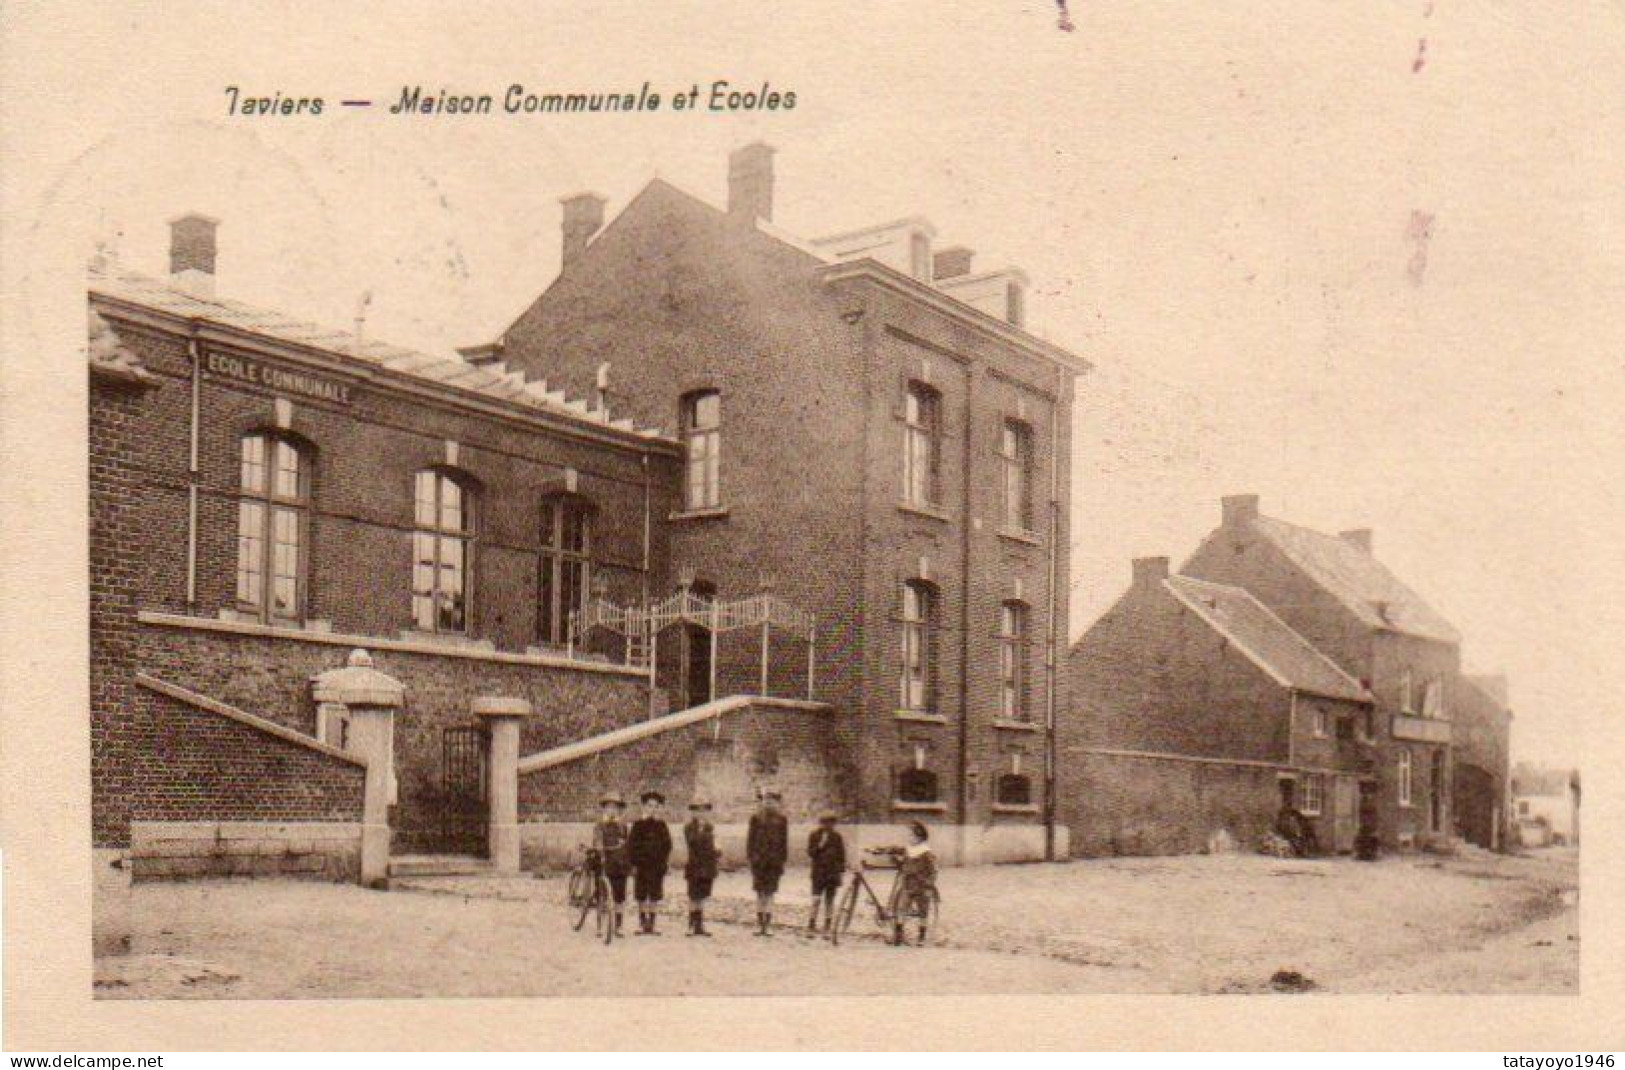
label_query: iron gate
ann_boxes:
[437,726,489,856]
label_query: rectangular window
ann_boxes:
[998,602,1028,720]
[1300,774,1324,816]
[538,497,592,646]
[903,383,941,507]
[1335,714,1356,741]
[236,500,265,608]
[1399,670,1415,713]
[236,433,305,622]
[413,470,473,634]
[1312,707,1328,737]
[1398,749,1414,806]
[683,391,721,511]
[1000,420,1034,531]
[1421,678,1444,718]
[899,581,936,712]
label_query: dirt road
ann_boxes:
[95,846,1577,998]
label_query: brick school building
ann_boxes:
[89,146,1089,929]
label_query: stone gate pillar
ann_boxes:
[474,696,531,875]
[312,649,405,888]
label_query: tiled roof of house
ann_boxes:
[88,261,674,443]
[1251,516,1462,644]
[1165,575,1374,703]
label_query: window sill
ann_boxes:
[993,718,1040,732]
[1300,811,1323,819]
[992,803,1040,815]
[894,710,948,725]
[668,506,730,522]
[997,527,1043,547]
[398,630,496,653]
[220,608,331,633]
[892,800,948,813]
[897,501,952,523]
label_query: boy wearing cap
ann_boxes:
[806,810,847,937]
[683,798,719,937]
[592,792,632,936]
[628,790,673,935]
[746,788,789,937]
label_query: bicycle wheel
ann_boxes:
[569,869,593,931]
[596,876,615,945]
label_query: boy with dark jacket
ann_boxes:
[591,792,631,936]
[628,790,673,935]
[745,788,789,936]
[806,810,847,937]
[683,798,719,937]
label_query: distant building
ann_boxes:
[1179,495,1480,851]
[1062,557,1376,856]
[1511,763,1579,847]
[1452,674,1514,850]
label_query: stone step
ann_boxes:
[386,854,494,878]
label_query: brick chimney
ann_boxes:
[1221,494,1260,528]
[728,143,775,222]
[1340,528,1373,552]
[1132,556,1170,590]
[933,246,975,280]
[560,192,607,269]
[168,213,219,298]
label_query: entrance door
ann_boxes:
[682,623,713,709]
[436,726,489,856]
[1331,776,1358,853]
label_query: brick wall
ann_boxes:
[518,701,849,827]
[1069,752,1283,857]
[1451,676,1512,848]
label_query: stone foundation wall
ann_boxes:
[129,820,361,882]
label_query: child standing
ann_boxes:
[806,810,846,937]
[894,820,937,947]
[628,790,673,935]
[745,788,788,937]
[591,792,631,937]
[682,798,718,937]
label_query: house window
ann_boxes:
[1312,706,1328,737]
[1300,774,1324,816]
[1421,678,1444,718]
[1335,714,1357,741]
[903,382,942,507]
[538,496,591,646]
[681,390,721,511]
[1000,419,1034,531]
[899,580,938,712]
[897,743,940,803]
[998,601,1029,721]
[1399,670,1415,713]
[236,432,308,622]
[413,469,474,634]
[996,752,1032,806]
[1398,749,1414,807]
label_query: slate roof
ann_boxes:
[1251,515,1462,645]
[88,261,673,443]
[1164,575,1374,703]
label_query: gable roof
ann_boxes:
[89,260,674,444]
[1164,575,1374,703]
[1249,516,1462,644]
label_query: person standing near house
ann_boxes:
[894,821,938,947]
[805,809,846,937]
[592,792,632,937]
[746,788,789,937]
[683,798,719,937]
[628,790,673,936]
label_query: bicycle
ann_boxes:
[566,844,615,945]
[830,846,941,946]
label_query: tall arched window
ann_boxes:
[998,600,1029,721]
[899,580,938,713]
[538,495,591,646]
[413,469,474,634]
[682,390,721,511]
[236,432,308,622]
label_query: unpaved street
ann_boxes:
[96,847,1578,997]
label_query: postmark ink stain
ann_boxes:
[1412,37,1428,73]
[1056,0,1075,32]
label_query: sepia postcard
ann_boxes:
[2,0,1622,1053]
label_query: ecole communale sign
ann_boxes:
[206,350,353,405]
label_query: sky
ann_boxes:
[6,1,1620,769]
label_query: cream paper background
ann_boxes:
[2,0,1621,1050]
